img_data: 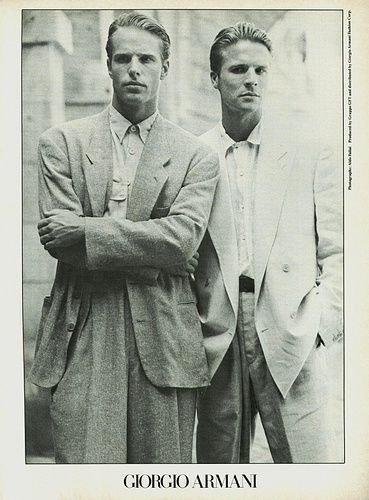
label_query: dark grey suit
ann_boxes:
[30,108,219,463]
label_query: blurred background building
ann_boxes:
[22,9,343,462]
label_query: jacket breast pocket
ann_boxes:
[151,205,170,219]
[34,296,52,354]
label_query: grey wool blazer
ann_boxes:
[29,108,219,390]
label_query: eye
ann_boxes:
[140,55,155,63]
[255,67,267,75]
[114,54,131,64]
[230,66,246,74]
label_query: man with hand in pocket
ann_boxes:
[195,21,343,463]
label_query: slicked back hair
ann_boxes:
[106,12,171,62]
[210,22,272,74]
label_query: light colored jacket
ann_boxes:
[196,114,343,397]
[29,108,219,390]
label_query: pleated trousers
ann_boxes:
[197,291,332,463]
[50,280,196,463]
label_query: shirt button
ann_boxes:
[130,125,137,133]
[282,264,290,272]
[67,322,75,332]
[239,171,244,176]
[240,204,245,210]
[241,235,246,241]
[128,148,135,155]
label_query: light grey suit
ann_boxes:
[29,108,219,463]
[196,113,343,462]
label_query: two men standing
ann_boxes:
[29,14,342,464]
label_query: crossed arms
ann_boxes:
[37,131,219,281]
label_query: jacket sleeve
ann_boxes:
[84,148,220,270]
[314,144,343,346]
[38,132,160,284]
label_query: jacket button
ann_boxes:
[67,322,75,332]
[282,264,290,272]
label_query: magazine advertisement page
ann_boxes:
[0,1,368,499]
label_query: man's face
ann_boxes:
[107,26,169,113]
[211,40,271,116]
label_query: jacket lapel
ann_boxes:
[126,115,170,222]
[84,108,113,216]
[83,110,170,220]
[206,127,239,319]
[254,128,294,301]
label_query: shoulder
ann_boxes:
[278,114,340,187]
[39,108,108,147]
[199,125,221,150]
[199,125,220,142]
[160,117,217,160]
[263,112,331,153]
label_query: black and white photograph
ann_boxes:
[22,7,344,465]
[1,2,369,499]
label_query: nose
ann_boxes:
[128,57,141,78]
[244,68,258,87]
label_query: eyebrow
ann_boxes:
[113,51,158,58]
[229,63,269,69]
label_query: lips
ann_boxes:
[124,81,146,88]
[239,92,259,97]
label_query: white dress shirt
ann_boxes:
[218,121,262,278]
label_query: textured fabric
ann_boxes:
[51,283,197,464]
[196,327,245,464]
[29,108,219,390]
[30,107,219,464]
[197,292,331,463]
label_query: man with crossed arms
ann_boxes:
[30,13,219,463]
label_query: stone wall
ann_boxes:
[22,10,73,458]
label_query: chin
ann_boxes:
[240,104,261,114]
[119,95,144,105]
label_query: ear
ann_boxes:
[107,58,112,79]
[160,60,169,80]
[210,71,219,90]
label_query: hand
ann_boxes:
[185,251,199,274]
[38,209,85,250]
[164,252,199,277]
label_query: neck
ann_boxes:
[221,105,261,142]
[112,95,157,124]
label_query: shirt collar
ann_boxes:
[109,104,158,144]
[218,119,262,154]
